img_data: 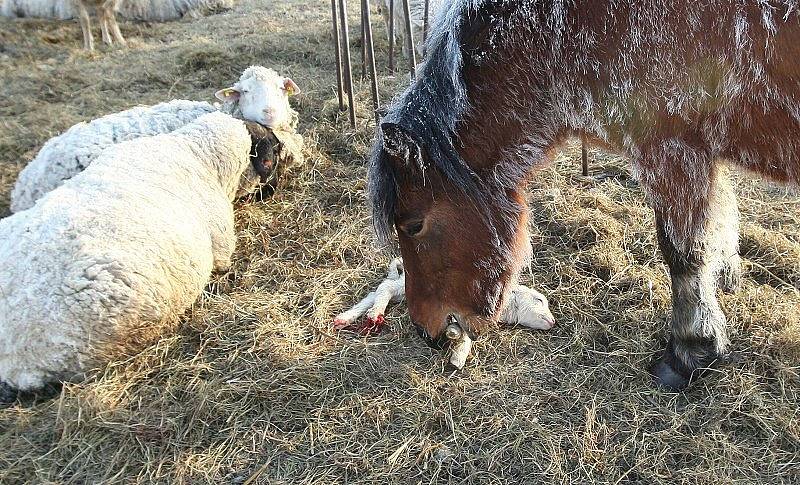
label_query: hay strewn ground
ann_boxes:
[0,1,798,483]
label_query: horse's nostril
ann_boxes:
[412,320,447,350]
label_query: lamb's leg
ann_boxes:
[364,275,405,322]
[334,291,377,326]
[334,258,405,332]
[105,1,126,46]
[651,169,736,390]
[75,1,94,51]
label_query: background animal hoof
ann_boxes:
[0,381,18,405]
[650,357,690,391]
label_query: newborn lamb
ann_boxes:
[334,258,555,368]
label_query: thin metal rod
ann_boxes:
[360,2,366,81]
[388,0,395,71]
[339,0,356,128]
[400,0,417,77]
[363,0,380,113]
[422,0,430,57]
[331,0,344,111]
[581,139,589,176]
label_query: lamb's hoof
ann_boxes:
[0,381,18,405]
[650,357,691,391]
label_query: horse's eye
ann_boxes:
[402,220,425,237]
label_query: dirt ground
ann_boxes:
[0,0,798,483]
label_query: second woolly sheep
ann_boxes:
[10,66,301,213]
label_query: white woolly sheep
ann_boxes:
[334,258,555,368]
[1,0,233,22]
[0,112,273,401]
[116,0,234,21]
[1,0,73,19]
[10,66,300,213]
[0,0,233,50]
[1,0,127,50]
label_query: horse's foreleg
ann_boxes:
[650,168,737,390]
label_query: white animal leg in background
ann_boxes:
[107,8,126,45]
[74,0,94,51]
[103,0,125,45]
[334,258,405,331]
[98,4,112,45]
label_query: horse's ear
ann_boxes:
[380,122,420,165]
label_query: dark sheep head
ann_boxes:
[244,121,282,184]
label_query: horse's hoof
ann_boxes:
[650,356,690,391]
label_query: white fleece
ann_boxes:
[0,112,255,392]
[0,0,233,21]
[10,66,299,213]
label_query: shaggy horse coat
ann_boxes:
[370,0,800,389]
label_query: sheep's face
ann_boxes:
[216,67,300,129]
[235,121,282,198]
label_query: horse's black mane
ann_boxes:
[368,0,512,247]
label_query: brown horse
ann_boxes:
[369,0,800,390]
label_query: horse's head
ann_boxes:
[372,122,532,347]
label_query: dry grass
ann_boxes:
[0,1,799,483]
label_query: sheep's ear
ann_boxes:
[215,87,241,102]
[283,78,300,96]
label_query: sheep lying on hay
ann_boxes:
[334,258,555,369]
[116,0,235,21]
[11,66,302,213]
[0,0,235,50]
[0,0,126,50]
[0,113,277,404]
[0,0,74,20]
[0,0,234,20]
